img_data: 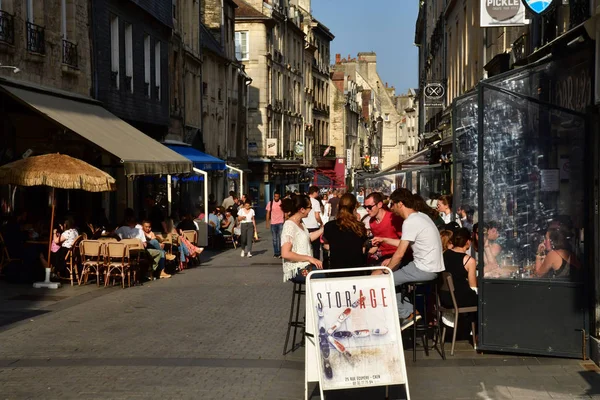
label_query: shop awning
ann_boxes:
[0,80,193,176]
[165,144,226,171]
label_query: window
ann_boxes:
[235,31,249,60]
[60,0,66,38]
[124,23,133,92]
[155,41,161,100]
[110,15,119,88]
[384,113,390,121]
[144,34,150,97]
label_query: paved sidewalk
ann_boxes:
[0,222,597,399]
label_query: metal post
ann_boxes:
[193,167,208,223]
[167,174,172,217]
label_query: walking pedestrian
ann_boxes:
[237,200,257,257]
[372,189,445,330]
[266,192,284,258]
[302,186,323,260]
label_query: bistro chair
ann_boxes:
[283,279,305,355]
[436,271,477,358]
[120,238,147,283]
[0,232,22,275]
[104,242,132,288]
[182,230,198,245]
[79,240,105,286]
[222,231,237,249]
[62,234,87,286]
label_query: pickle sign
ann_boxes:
[486,0,521,21]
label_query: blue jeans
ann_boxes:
[270,223,283,257]
[392,261,438,319]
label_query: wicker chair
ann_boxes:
[104,242,132,288]
[79,240,105,286]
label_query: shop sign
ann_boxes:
[305,269,409,394]
[481,0,527,27]
[424,82,445,108]
[346,149,352,166]
[266,138,277,157]
[248,141,258,156]
[521,0,556,15]
[371,156,379,166]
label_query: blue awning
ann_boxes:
[166,144,226,171]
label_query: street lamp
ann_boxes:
[0,64,20,73]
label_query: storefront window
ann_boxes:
[480,85,585,282]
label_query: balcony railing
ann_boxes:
[62,39,78,67]
[0,10,14,45]
[313,144,336,159]
[26,21,45,54]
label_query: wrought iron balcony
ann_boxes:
[26,21,45,54]
[0,10,14,45]
[313,144,336,159]
[62,39,77,67]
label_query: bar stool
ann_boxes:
[398,280,436,362]
[283,280,305,355]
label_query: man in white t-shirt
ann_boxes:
[372,188,445,330]
[302,186,323,260]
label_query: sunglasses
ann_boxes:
[364,205,376,210]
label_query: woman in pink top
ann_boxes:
[266,192,284,258]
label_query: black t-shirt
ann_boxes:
[328,197,340,217]
[323,221,367,270]
[177,219,197,232]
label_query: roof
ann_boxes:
[234,0,267,19]
[0,79,192,176]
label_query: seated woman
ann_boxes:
[535,225,580,279]
[483,221,502,276]
[281,195,323,283]
[440,228,478,332]
[53,217,79,277]
[322,193,368,275]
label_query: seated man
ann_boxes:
[208,208,222,235]
[116,216,170,279]
[372,189,445,330]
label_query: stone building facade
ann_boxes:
[235,0,334,208]
[332,52,406,172]
[0,0,91,95]
[168,0,202,144]
[91,0,171,139]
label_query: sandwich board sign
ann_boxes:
[305,267,410,399]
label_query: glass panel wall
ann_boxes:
[480,84,585,282]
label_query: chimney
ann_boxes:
[348,54,351,61]
[385,82,388,88]
[335,53,341,64]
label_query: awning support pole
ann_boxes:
[226,164,243,199]
[193,167,209,223]
[167,174,172,217]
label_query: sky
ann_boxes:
[311,0,419,95]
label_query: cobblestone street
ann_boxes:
[0,226,599,399]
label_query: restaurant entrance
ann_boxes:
[453,44,594,358]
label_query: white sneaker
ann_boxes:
[247,252,252,258]
[240,250,245,257]
[441,312,455,328]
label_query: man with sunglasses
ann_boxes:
[372,189,445,330]
[364,192,405,265]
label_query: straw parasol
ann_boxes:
[0,153,116,287]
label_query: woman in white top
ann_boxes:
[281,195,324,282]
[237,200,257,257]
[321,193,330,225]
[54,217,79,276]
[437,194,462,226]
